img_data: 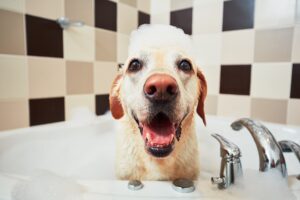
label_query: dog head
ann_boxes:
[109,25,207,158]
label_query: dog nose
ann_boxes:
[144,74,178,102]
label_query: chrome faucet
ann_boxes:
[211,134,243,189]
[279,140,300,180]
[231,118,287,178]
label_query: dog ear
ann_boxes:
[196,70,207,126]
[109,74,124,119]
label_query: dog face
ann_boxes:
[109,25,207,158]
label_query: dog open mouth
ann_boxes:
[135,112,181,158]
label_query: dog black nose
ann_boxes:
[144,74,178,102]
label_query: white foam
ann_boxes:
[128,24,194,57]
[11,170,85,200]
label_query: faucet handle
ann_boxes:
[211,134,241,158]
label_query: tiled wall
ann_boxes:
[0,0,299,131]
[0,0,150,130]
[151,0,300,126]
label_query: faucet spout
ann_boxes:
[279,140,300,180]
[231,118,287,178]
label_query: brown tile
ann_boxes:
[29,97,65,126]
[0,0,25,13]
[25,0,63,20]
[66,61,93,95]
[26,15,63,58]
[287,99,300,125]
[65,0,94,26]
[222,0,254,31]
[95,0,117,31]
[138,11,150,26]
[117,3,138,34]
[0,55,28,99]
[94,62,118,94]
[28,56,65,98]
[95,94,109,115]
[254,28,293,62]
[220,65,251,95]
[251,98,288,124]
[0,100,29,130]
[120,0,137,7]
[205,95,218,115]
[290,63,300,98]
[96,28,117,61]
[0,10,25,55]
[170,8,193,35]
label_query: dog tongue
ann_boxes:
[142,115,175,146]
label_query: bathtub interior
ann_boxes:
[0,113,300,199]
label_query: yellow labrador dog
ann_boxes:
[109,24,207,181]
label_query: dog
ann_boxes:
[109,24,207,181]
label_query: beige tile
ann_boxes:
[0,10,25,55]
[151,0,170,15]
[64,26,95,61]
[287,99,300,125]
[217,95,251,118]
[26,0,63,20]
[193,33,222,65]
[117,33,130,63]
[251,63,292,99]
[117,3,138,34]
[192,0,223,34]
[221,30,254,64]
[151,13,170,25]
[0,55,28,99]
[0,99,29,130]
[205,95,218,115]
[65,0,93,26]
[137,0,150,13]
[254,28,293,62]
[120,0,137,7]
[255,0,296,29]
[292,26,300,62]
[28,56,65,98]
[96,28,117,61]
[94,61,118,94]
[65,94,95,120]
[200,65,220,95]
[0,0,25,13]
[170,0,193,11]
[251,98,288,124]
[66,61,93,95]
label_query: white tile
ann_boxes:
[205,94,218,115]
[118,3,138,34]
[94,61,118,94]
[117,33,130,63]
[0,55,28,100]
[192,33,222,65]
[151,0,170,15]
[192,0,223,34]
[65,94,95,120]
[200,64,220,95]
[170,0,193,11]
[0,0,25,13]
[255,0,296,29]
[292,26,300,62]
[221,29,254,64]
[251,63,292,99]
[287,99,300,125]
[151,13,170,25]
[64,26,95,62]
[217,94,251,118]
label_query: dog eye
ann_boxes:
[128,59,143,72]
[178,60,192,72]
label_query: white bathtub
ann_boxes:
[0,113,299,199]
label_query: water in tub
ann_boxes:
[0,108,298,199]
